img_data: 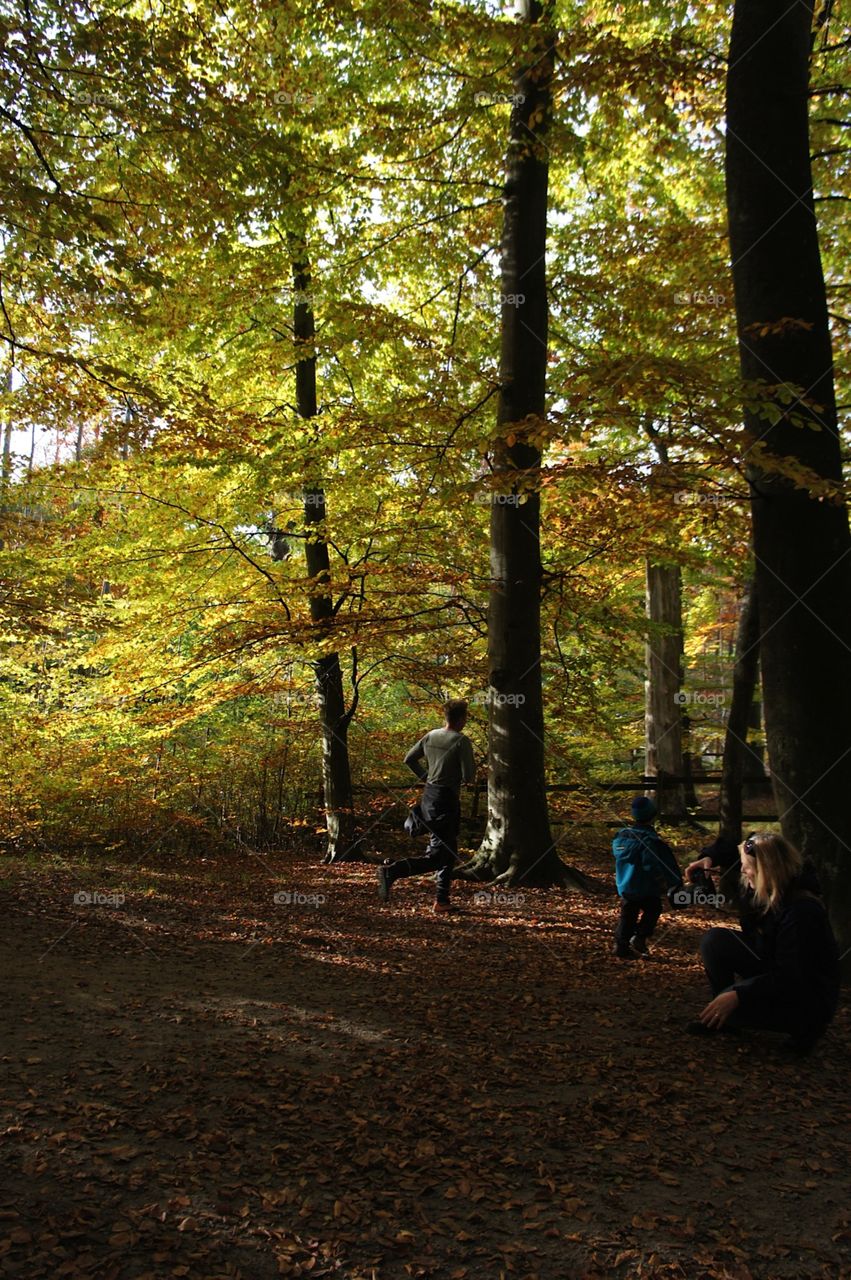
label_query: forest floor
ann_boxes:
[2,833,851,1280]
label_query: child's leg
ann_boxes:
[636,896,662,939]
[616,898,640,945]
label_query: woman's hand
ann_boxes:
[699,990,740,1029]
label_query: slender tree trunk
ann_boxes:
[290,240,362,864]
[742,687,769,799]
[464,0,585,889]
[727,0,851,955]
[1,422,9,492]
[718,577,760,843]
[275,757,286,837]
[258,757,269,845]
[641,426,687,817]
[1,374,11,486]
[644,561,686,819]
[1,362,12,552]
[680,713,699,809]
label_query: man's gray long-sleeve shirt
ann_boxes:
[404,728,476,794]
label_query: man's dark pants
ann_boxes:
[615,895,662,946]
[389,783,460,903]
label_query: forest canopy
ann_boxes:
[2,0,850,929]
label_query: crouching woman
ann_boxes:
[690,832,840,1054]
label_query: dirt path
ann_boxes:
[2,848,850,1279]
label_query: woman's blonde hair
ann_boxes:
[739,831,803,910]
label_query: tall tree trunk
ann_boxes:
[1,422,9,485]
[1,365,11,487]
[290,240,362,864]
[641,426,687,817]
[718,576,760,843]
[727,0,851,955]
[680,712,699,809]
[742,685,769,799]
[1,362,12,552]
[465,0,585,889]
[644,561,686,819]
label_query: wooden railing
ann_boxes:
[350,775,775,825]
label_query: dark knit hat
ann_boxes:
[631,795,657,823]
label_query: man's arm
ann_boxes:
[404,735,429,781]
[461,737,476,784]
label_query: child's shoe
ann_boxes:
[630,934,649,956]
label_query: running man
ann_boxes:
[377,699,476,913]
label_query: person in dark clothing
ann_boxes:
[687,829,822,932]
[377,699,475,913]
[612,796,683,958]
[689,831,840,1054]
[684,833,741,904]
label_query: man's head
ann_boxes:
[444,698,468,730]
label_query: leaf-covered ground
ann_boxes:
[2,840,850,1280]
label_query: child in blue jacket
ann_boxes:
[613,796,682,958]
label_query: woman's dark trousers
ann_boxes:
[700,927,827,1044]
